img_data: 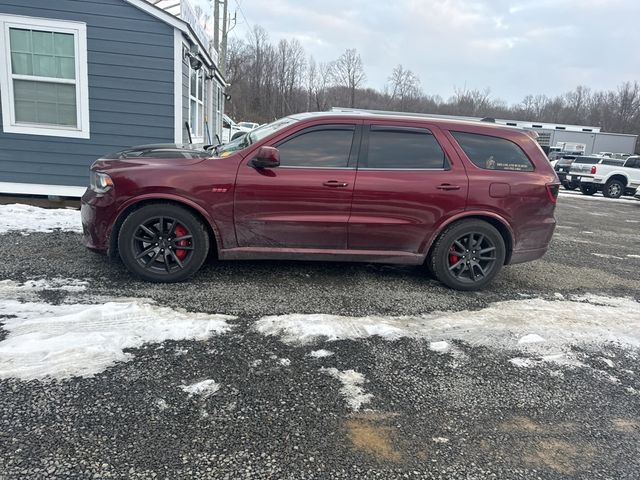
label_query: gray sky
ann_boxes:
[226,0,640,104]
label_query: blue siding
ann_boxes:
[0,0,176,187]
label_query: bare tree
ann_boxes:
[331,48,366,107]
[388,64,421,110]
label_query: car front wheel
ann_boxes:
[428,220,506,291]
[118,203,210,282]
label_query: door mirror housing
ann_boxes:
[251,146,280,169]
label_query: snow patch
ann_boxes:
[309,349,334,358]
[321,368,373,411]
[432,437,450,444]
[518,334,545,344]
[591,253,623,260]
[0,204,81,234]
[429,341,450,353]
[180,379,220,398]
[255,296,640,368]
[278,358,291,366]
[0,278,88,295]
[0,300,234,380]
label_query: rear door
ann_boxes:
[348,123,468,253]
[234,123,360,249]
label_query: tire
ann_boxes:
[118,203,210,282]
[603,179,624,199]
[579,184,597,196]
[428,220,506,291]
[563,182,577,191]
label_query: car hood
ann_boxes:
[91,156,207,172]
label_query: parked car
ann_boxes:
[554,155,581,189]
[81,112,559,291]
[221,115,252,143]
[237,122,260,130]
[568,155,640,198]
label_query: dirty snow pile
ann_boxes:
[0,278,88,294]
[0,293,235,380]
[255,294,640,367]
[0,203,81,234]
[180,379,221,398]
[321,368,373,411]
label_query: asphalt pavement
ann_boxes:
[0,192,639,479]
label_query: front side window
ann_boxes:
[276,127,355,168]
[0,15,89,138]
[452,132,534,171]
[189,67,204,141]
[366,128,447,169]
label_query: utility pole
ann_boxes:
[220,0,228,76]
[213,0,220,51]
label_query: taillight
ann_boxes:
[591,165,597,174]
[546,183,559,204]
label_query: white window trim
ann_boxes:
[188,63,204,143]
[0,14,90,139]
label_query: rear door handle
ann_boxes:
[437,184,461,191]
[323,180,349,188]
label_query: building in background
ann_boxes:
[0,0,225,197]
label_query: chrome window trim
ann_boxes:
[278,166,354,170]
[357,167,448,171]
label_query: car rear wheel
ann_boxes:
[428,220,506,291]
[118,204,209,282]
[579,184,597,196]
[603,179,624,199]
[563,182,577,191]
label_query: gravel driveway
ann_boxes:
[0,192,639,479]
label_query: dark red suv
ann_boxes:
[81,112,558,290]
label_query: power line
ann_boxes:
[233,0,251,32]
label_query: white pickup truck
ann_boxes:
[568,155,640,198]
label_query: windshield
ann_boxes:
[215,117,299,157]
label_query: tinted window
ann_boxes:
[277,127,354,167]
[452,132,534,171]
[601,158,625,166]
[573,156,601,164]
[625,158,639,168]
[366,129,446,169]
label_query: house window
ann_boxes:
[0,14,89,139]
[189,66,204,141]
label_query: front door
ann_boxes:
[348,123,469,253]
[234,124,360,249]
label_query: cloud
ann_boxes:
[230,0,640,103]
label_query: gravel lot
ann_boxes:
[0,192,639,479]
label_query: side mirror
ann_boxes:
[251,146,280,169]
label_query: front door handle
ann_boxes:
[437,184,461,191]
[323,180,349,188]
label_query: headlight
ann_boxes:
[90,171,114,194]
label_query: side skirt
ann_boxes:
[218,247,425,265]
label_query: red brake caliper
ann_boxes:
[174,224,189,260]
[449,246,459,266]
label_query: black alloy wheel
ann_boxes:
[131,216,194,274]
[446,233,498,284]
[428,219,506,291]
[118,204,209,282]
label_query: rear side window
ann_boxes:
[366,128,447,169]
[602,158,625,166]
[276,127,354,168]
[573,156,601,164]
[452,132,534,172]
